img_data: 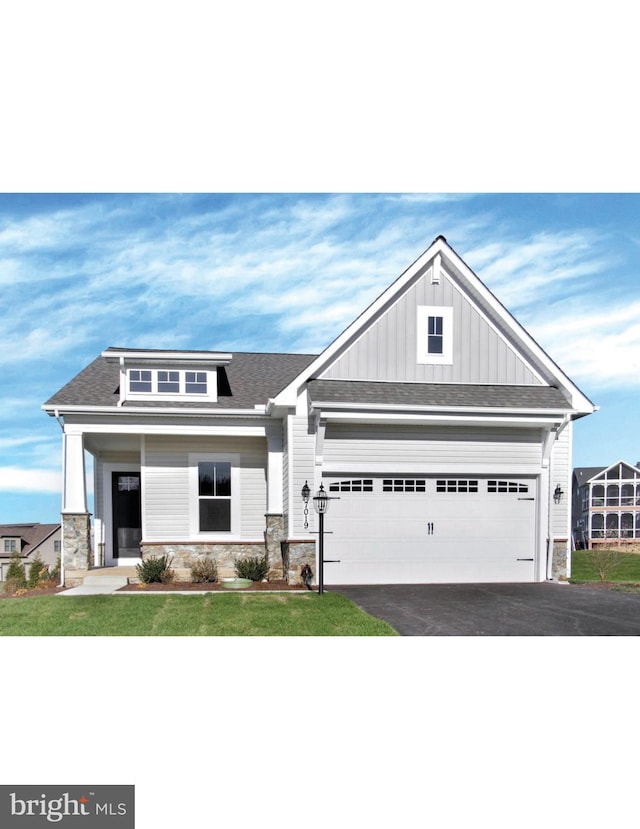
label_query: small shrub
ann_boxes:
[49,555,61,583]
[136,555,174,584]
[190,556,219,583]
[28,553,48,589]
[234,553,269,582]
[5,552,26,592]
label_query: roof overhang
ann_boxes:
[102,349,233,366]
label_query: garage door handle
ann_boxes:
[517,558,534,561]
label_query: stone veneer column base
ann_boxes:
[281,540,316,586]
[264,514,285,581]
[552,539,569,581]
[62,513,92,577]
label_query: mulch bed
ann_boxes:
[0,583,67,599]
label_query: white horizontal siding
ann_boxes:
[550,423,571,538]
[323,423,543,473]
[289,415,316,536]
[143,435,267,540]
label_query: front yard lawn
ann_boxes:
[0,592,398,636]
[571,548,640,585]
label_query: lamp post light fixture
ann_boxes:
[313,483,330,594]
[301,480,337,595]
[553,484,564,504]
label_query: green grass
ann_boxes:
[571,549,640,583]
[0,592,397,636]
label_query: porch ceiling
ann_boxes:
[84,434,141,454]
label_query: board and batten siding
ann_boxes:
[143,435,267,540]
[322,423,544,473]
[320,264,542,385]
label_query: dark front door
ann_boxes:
[112,472,142,558]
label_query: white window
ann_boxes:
[127,368,215,401]
[3,538,17,553]
[189,454,240,536]
[417,306,453,365]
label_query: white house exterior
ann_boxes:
[43,235,595,586]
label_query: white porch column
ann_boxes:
[62,431,88,513]
[61,430,92,577]
[266,431,283,514]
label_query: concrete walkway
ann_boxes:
[57,574,130,596]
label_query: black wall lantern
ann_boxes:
[553,484,564,504]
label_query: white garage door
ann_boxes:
[322,476,537,584]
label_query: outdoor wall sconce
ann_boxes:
[301,480,311,529]
[554,484,564,504]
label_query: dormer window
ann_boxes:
[103,348,232,406]
[127,368,213,400]
[185,371,207,394]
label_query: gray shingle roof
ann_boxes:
[0,523,60,557]
[307,379,572,410]
[572,467,606,486]
[44,350,317,410]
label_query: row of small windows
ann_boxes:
[129,369,207,395]
[327,479,528,494]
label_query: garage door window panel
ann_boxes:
[436,479,479,493]
[383,479,426,493]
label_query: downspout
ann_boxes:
[54,410,65,588]
[546,415,571,581]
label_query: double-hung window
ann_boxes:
[417,306,453,364]
[190,454,239,536]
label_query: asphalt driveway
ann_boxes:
[333,582,640,635]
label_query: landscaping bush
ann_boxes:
[27,553,48,589]
[49,555,61,583]
[190,556,219,583]
[234,552,269,581]
[136,555,175,584]
[4,551,27,594]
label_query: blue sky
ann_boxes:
[1,192,639,525]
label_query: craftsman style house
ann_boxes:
[572,461,640,549]
[43,235,595,586]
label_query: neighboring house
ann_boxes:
[0,523,61,581]
[572,461,640,549]
[43,235,595,586]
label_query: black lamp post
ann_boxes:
[301,480,333,594]
[313,483,330,595]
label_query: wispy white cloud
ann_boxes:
[0,467,61,494]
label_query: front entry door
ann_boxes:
[112,472,142,558]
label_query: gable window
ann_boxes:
[428,316,444,354]
[189,453,239,536]
[417,306,453,365]
[4,539,17,553]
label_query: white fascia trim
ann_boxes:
[585,459,640,483]
[43,404,266,417]
[318,410,565,428]
[102,349,232,365]
[311,401,575,417]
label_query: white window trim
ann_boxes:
[188,453,240,539]
[125,368,218,403]
[417,306,453,365]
